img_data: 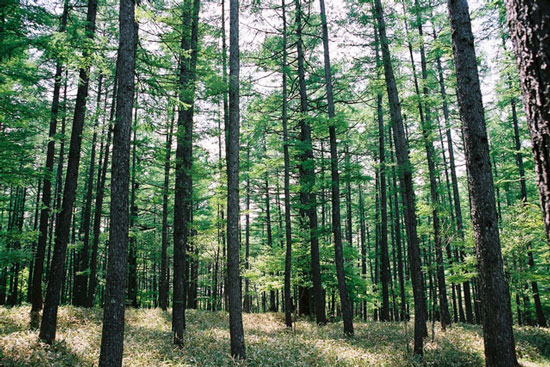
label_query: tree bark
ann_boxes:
[39,0,98,344]
[97,0,137,364]
[227,0,246,359]
[281,0,293,329]
[173,0,200,345]
[30,0,69,317]
[319,0,354,335]
[447,0,518,365]
[295,0,327,327]
[505,0,550,246]
[373,0,427,355]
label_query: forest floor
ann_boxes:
[1,306,549,367]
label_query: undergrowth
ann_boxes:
[1,306,548,366]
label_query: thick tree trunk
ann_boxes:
[173,0,200,345]
[39,0,98,345]
[505,0,550,246]
[97,0,137,365]
[373,0,427,356]
[227,0,246,359]
[319,0,353,335]
[447,0,518,365]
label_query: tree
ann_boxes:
[295,0,327,326]
[39,0,98,345]
[30,0,69,321]
[373,0,427,355]
[447,0,518,365]
[97,0,137,364]
[227,0,246,359]
[505,0,550,247]
[319,0,354,335]
[173,0,200,345]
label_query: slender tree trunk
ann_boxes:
[294,0,327,326]
[87,76,117,307]
[281,0,292,328]
[128,101,139,308]
[374,28,390,322]
[447,0,518,365]
[505,0,550,246]
[30,0,69,318]
[97,0,137,364]
[159,106,175,311]
[403,1,451,329]
[39,0,98,344]
[319,0,353,335]
[74,74,103,307]
[373,0,427,355]
[227,0,246,358]
[389,127,407,321]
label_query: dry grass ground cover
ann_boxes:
[1,306,549,366]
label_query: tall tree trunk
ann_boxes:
[97,0,137,364]
[319,0,354,335]
[389,127,407,321]
[433,36,474,324]
[447,0,518,365]
[173,0,200,345]
[509,81,547,327]
[227,0,246,359]
[373,0,427,355]
[39,0,98,345]
[74,73,103,307]
[281,0,292,328]
[87,76,117,307]
[295,0,327,326]
[159,106,175,311]
[505,0,550,246]
[128,101,139,308]
[374,27,390,322]
[30,0,69,318]
[404,1,451,329]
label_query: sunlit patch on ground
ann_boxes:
[1,306,549,366]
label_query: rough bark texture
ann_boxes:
[506,0,550,246]
[227,0,246,359]
[319,0,354,335]
[39,0,97,345]
[448,0,518,366]
[173,0,200,345]
[97,0,136,365]
[373,0,427,355]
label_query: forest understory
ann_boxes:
[1,306,549,367]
